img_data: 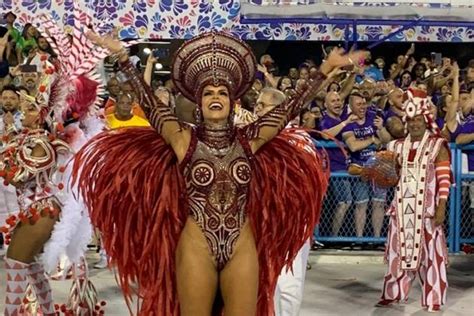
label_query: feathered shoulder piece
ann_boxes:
[32,3,109,138]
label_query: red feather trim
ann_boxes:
[72,128,187,315]
[72,127,328,316]
[248,128,329,315]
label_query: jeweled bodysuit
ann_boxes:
[183,126,252,270]
[79,46,330,314]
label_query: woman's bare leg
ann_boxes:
[176,218,218,316]
[220,222,259,316]
[7,213,58,263]
[4,213,58,315]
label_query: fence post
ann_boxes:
[448,145,457,253]
[454,146,463,253]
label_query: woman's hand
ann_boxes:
[321,47,368,76]
[450,61,459,78]
[406,43,415,57]
[86,30,123,54]
[327,67,346,79]
[257,64,268,75]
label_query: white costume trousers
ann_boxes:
[274,240,310,316]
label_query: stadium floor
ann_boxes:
[1,249,472,315]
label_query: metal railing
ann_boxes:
[314,141,473,253]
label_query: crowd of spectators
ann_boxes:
[1,11,473,249]
[247,44,474,242]
[90,41,474,244]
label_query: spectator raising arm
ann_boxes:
[444,62,460,134]
[374,115,392,143]
[339,71,357,101]
[430,65,454,93]
[390,43,415,80]
[257,64,278,88]
[144,54,157,86]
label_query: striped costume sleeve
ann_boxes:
[435,161,451,200]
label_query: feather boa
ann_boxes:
[41,123,94,273]
[40,130,92,273]
[248,128,328,315]
[40,189,91,273]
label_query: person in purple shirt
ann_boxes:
[342,93,392,238]
[320,91,357,236]
[456,114,474,215]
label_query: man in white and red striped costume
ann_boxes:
[377,88,451,312]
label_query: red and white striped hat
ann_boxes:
[402,88,440,136]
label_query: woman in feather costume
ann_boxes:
[0,9,108,315]
[75,30,366,315]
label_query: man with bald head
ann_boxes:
[320,91,357,236]
[104,79,147,119]
[384,88,406,139]
[358,78,376,106]
[385,88,404,120]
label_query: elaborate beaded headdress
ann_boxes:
[402,88,440,136]
[171,31,256,105]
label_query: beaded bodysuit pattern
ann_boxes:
[0,130,69,236]
[119,57,327,270]
[184,128,251,270]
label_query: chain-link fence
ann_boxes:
[459,181,474,243]
[457,146,474,250]
[314,142,458,251]
[314,173,454,245]
[316,174,391,242]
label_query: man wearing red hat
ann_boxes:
[376,89,451,312]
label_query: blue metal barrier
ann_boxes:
[314,141,391,245]
[448,144,457,253]
[457,144,474,252]
[314,141,471,253]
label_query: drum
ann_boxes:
[361,151,399,188]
